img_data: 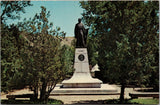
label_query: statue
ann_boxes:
[74,18,89,48]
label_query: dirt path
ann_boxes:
[49,87,136,104]
[1,85,137,104]
[3,86,157,104]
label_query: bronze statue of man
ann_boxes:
[74,18,89,48]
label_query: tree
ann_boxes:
[1,1,32,92]
[87,35,99,66]
[1,25,26,92]
[1,1,32,23]
[17,6,72,102]
[1,4,73,103]
[60,45,74,79]
[80,1,159,102]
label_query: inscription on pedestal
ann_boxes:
[78,50,84,52]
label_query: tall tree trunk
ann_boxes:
[33,85,38,100]
[40,52,47,102]
[40,78,47,102]
[120,83,125,103]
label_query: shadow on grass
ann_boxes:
[1,99,63,104]
[73,98,159,104]
[73,99,138,104]
[103,99,138,104]
[136,88,159,92]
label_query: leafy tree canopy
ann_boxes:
[1,4,74,103]
[80,1,159,102]
[1,1,32,23]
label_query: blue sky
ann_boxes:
[7,1,84,37]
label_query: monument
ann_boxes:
[62,18,102,88]
[52,18,118,95]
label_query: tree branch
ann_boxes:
[1,1,9,21]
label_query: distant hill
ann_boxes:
[61,37,75,46]
[20,31,75,47]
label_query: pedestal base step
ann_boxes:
[51,84,119,95]
[62,76,103,88]
[62,82,101,88]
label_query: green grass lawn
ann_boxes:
[1,99,63,104]
[129,99,159,104]
[103,98,159,104]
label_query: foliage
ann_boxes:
[80,1,159,102]
[1,1,32,92]
[60,45,74,78]
[1,4,73,103]
[87,35,99,66]
[16,6,71,102]
[1,24,28,92]
[1,1,32,23]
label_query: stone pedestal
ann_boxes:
[52,48,118,95]
[51,84,118,95]
[62,48,102,88]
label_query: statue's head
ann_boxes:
[78,18,81,23]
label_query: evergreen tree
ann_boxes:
[17,6,71,102]
[1,1,32,23]
[80,1,159,102]
[1,25,25,92]
[1,1,32,92]
[1,3,73,102]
